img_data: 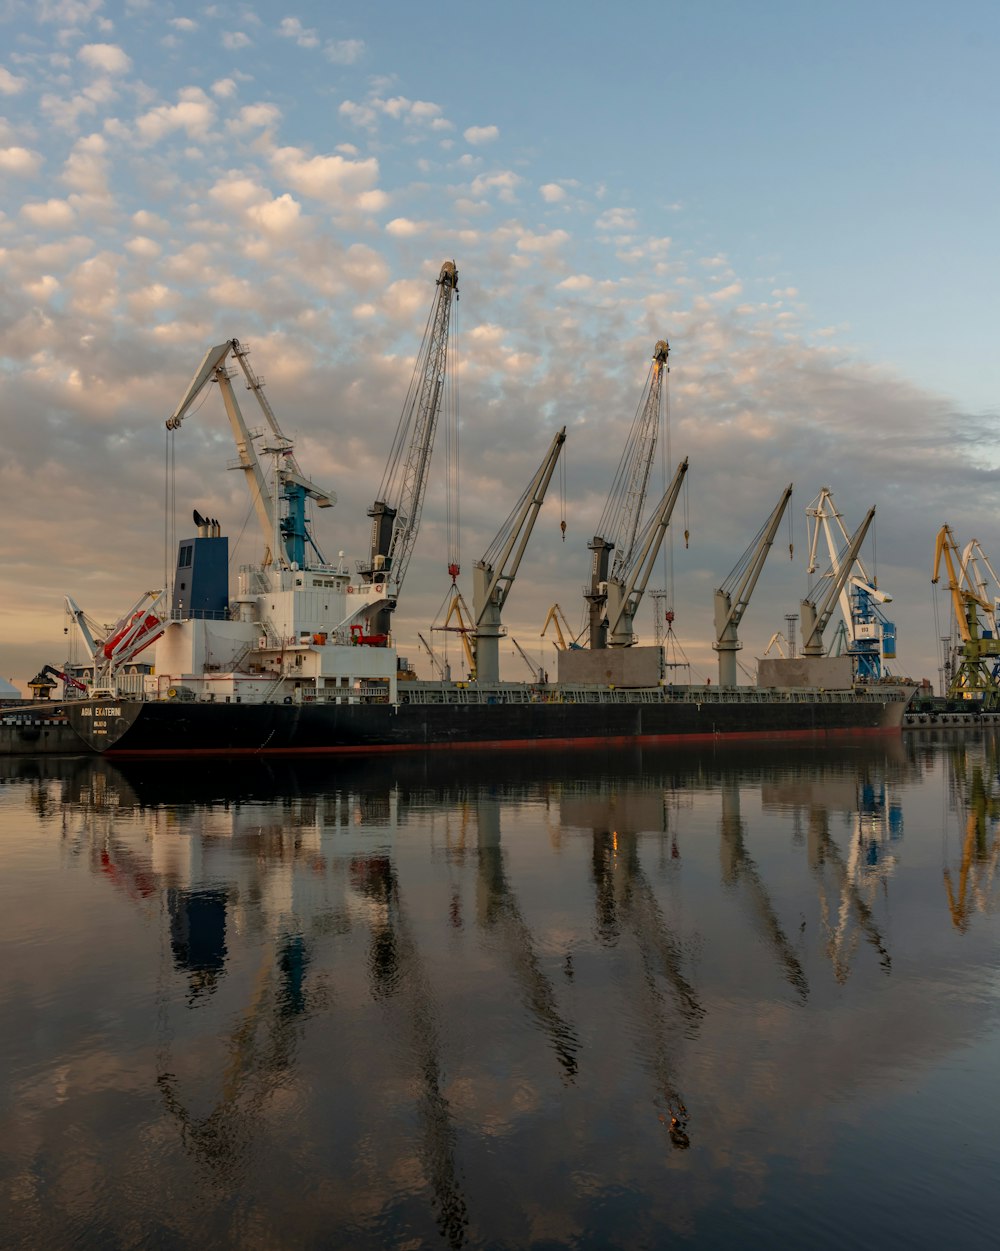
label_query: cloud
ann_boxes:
[212,78,237,98]
[595,207,638,233]
[278,17,318,47]
[271,145,387,213]
[0,147,43,176]
[385,217,427,237]
[61,133,109,197]
[325,39,364,65]
[78,44,132,75]
[0,67,28,95]
[21,199,76,228]
[516,228,570,254]
[464,124,499,145]
[222,31,252,51]
[169,17,197,32]
[470,170,522,202]
[230,102,282,133]
[37,0,103,24]
[247,193,302,238]
[540,183,566,203]
[135,88,216,144]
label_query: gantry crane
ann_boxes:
[586,340,671,649]
[603,458,689,648]
[932,525,1000,705]
[472,427,566,683]
[714,484,793,686]
[165,339,335,570]
[800,507,875,660]
[805,488,896,679]
[362,260,459,636]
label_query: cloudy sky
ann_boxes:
[1,0,998,692]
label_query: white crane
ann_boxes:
[801,508,876,658]
[165,339,335,570]
[714,484,793,686]
[363,260,459,634]
[805,487,894,679]
[586,340,671,648]
[472,427,566,683]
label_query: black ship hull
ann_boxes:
[65,690,907,756]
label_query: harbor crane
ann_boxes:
[603,458,689,648]
[165,339,335,570]
[932,525,1000,705]
[959,539,1000,640]
[714,484,793,686]
[805,488,896,679]
[472,426,566,683]
[586,340,671,649]
[800,507,876,659]
[362,260,459,636]
[541,603,582,651]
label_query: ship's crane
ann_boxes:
[362,261,459,636]
[472,427,566,683]
[27,664,87,700]
[800,507,875,659]
[64,590,165,694]
[510,637,544,683]
[932,525,1000,705]
[805,488,895,679]
[417,631,448,681]
[603,458,689,648]
[586,340,671,649]
[714,484,793,686]
[165,339,335,570]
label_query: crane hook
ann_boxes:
[560,518,566,542]
[684,529,689,550]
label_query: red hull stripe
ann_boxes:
[105,724,898,757]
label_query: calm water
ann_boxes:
[2,733,999,1250]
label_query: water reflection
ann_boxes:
[943,735,1000,932]
[3,736,1000,1249]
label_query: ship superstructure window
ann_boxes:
[179,545,193,568]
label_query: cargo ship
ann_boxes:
[37,278,913,758]
[62,682,906,756]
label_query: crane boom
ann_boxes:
[605,458,689,647]
[364,261,458,628]
[473,427,566,683]
[165,339,335,568]
[800,508,875,656]
[714,484,793,686]
[587,340,670,648]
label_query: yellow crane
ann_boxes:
[540,603,582,651]
[932,525,1000,705]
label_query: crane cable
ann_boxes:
[445,301,461,579]
[559,441,567,541]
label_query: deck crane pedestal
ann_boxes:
[933,525,1000,707]
[361,261,459,638]
[471,427,566,683]
[586,340,671,650]
[800,507,876,662]
[713,484,793,687]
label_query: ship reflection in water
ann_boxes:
[2,736,1000,1250]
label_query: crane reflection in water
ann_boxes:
[7,737,972,1250]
